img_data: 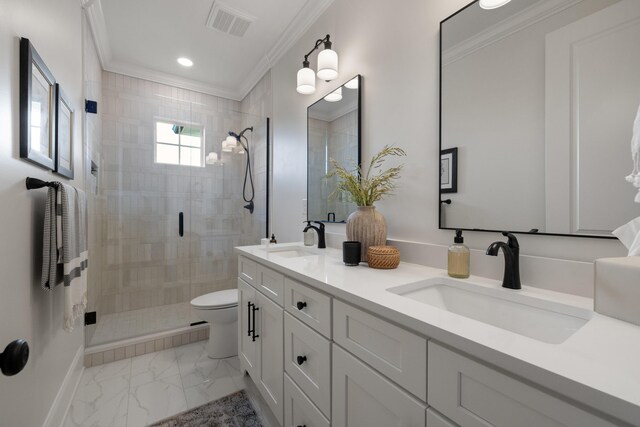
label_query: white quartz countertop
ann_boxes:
[236,243,640,426]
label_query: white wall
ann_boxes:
[0,0,85,425]
[271,0,627,296]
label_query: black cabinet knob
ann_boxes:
[296,301,307,310]
[0,339,29,376]
[296,355,307,365]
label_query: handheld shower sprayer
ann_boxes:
[227,127,255,214]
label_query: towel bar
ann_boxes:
[25,177,58,190]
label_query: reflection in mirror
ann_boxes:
[440,0,640,237]
[308,75,361,223]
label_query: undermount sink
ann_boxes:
[388,278,593,344]
[263,245,321,258]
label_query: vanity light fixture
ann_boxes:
[479,0,512,9]
[344,76,359,90]
[296,34,338,95]
[177,57,193,67]
[324,87,342,102]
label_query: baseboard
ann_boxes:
[42,345,85,427]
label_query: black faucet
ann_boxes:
[303,221,326,249]
[486,232,521,290]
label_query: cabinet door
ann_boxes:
[332,345,426,427]
[238,278,258,378]
[334,300,427,401]
[256,291,284,426]
[285,374,331,427]
[428,342,618,427]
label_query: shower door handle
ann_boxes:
[178,212,184,237]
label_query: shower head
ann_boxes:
[223,127,253,152]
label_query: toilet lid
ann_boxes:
[191,289,238,309]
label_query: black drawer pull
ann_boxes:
[251,305,260,342]
[247,302,253,337]
[179,212,184,237]
[297,425,306,427]
[296,301,307,310]
[296,355,307,365]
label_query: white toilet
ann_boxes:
[190,289,238,359]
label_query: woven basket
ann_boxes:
[367,246,400,269]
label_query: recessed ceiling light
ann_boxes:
[177,57,193,67]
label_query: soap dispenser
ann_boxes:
[448,230,470,279]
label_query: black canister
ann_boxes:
[343,241,361,266]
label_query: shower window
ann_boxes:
[154,120,204,167]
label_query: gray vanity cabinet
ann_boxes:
[238,278,258,377]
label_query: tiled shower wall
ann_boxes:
[93,71,266,323]
[308,109,358,222]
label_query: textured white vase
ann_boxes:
[346,206,387,262]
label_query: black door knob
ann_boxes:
[296,301,307,310]
[296,355,307,365]
[1,339,29,376]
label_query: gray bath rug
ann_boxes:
[148,390,264,427]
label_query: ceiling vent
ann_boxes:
[206,1,255,37]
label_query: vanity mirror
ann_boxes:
[439,0,640,237]
[308,75,361,223]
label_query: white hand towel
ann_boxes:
[613,216,640,256]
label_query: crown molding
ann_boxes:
[82,0,111,67]
[236,0,334,100]
[104,60,241,100]
[443,0,584,66]
[309,100,357,122]
[84,0,334,102]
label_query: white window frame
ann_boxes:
[153,118,205,167]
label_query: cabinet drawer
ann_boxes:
[284,277,332,338]
[284,313,331,418]
[285,374,330,427]
[426,408,457,427]
[332,345,426,427]
[333,300,427,401]
[238,256,257,286]
[428,342,618,427]
[256,263,285,306]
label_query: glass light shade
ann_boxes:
[296,67,316,94]
[479,0,512,9]
[345,77,358,89]
[324,87,342,102]
[317,48,338,81]
[206,152,219,164]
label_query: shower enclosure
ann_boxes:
[85,72,268,347]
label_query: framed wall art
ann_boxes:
[55,84,74,179]
[20,37,57,170]
[440,147,458,194]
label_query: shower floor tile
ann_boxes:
[90,302,199,346]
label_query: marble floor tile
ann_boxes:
[81,358,132,386]
[64,375,129,427]
[126,374,188,427]
[183,376,242,409]
[176,342,232,388]
[130,348,179,387]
